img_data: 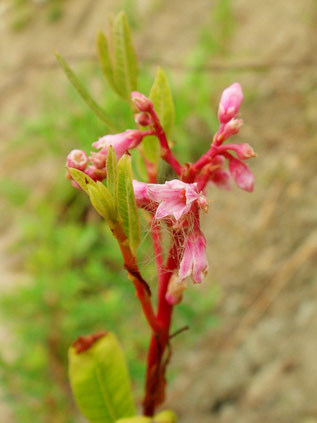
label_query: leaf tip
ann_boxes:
[72,332,108,354]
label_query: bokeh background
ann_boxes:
[1,0,317,422]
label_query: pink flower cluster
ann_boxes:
[66,82,256,306]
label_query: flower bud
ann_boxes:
[219,118,243,142]
[66,149,88,171]
[165,273,187,305]
[84,166,106,182]
[89,152,107,169]
[92,130,144,160]
[218,83,243,124]
[131,91,154,113]
[234,143,256,160]
[134,112,152,127]
[228,156,254,192]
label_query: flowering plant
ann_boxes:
[58,11,256,423]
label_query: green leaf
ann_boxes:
[87,184,116,225]
[116,418,152,423]
[112,11,138,100]
[106,145,118,199]
[68,168,95,194]
[69,333,136,423]
[154,410,177,423]
[96,181,117,223]
[150,67,175,139]
[56,53,117,131]
[117,154,140,255]
[97,31,117,93]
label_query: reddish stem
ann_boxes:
[148,108,182,176]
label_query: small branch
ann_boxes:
[169,325,190,339]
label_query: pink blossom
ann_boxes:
[132,180,150,207]
[89,152,107,169]
[223,143,256,160]
[165,274,187,305]
[217,118,243,143]
[84,165,106,182]
[179,229,208,284]
[228,155,254,192]
[131,91,154,113]
[92,130,144,160]
[147,180,206,221]
[66,149,88,171]
[218,83,243,124]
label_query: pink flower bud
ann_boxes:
[166,274,187,305]
[92,130,144,160]
[131,91,154,113]
[232,143,256,160]
[218,118,243,142]
[179,229,208,284]
[210,169,232,191]
[228,156,254,192]
[84,166,106,182]
[66,149,88,171]
[89,152,107,169]
[218,83,243,124]
[134,112,152,127]
[147,180,207,221]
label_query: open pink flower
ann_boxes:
[147,180,206,221]
[132,180,150,208]
[218,83,243,124]
[92,130,144,160]
[179,229,208,284]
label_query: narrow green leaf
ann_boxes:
[112,11,138,100]
[154,410,177,423]
[68,168,95,194]
[56,53,117,131]
[96,181,117,223]
[69,333,136,423]
[106,145,117,199]
[117,154,140,255]
[150,67,175,139]
[116,418,152,423]
[97,31,117,93]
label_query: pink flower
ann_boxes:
[147,180,207,221]
[89,152,107,169]
[218,83,243,124]
[179,229,208,284]
[84,165,106,182]
[228,155,254,192]
[132,180,150,207]
[92,130,144,160]
[217,118,243,143]
[66,149,88,171]
[131,91,154,113]
[165,274,187,305]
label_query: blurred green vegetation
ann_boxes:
[0,1,233,421]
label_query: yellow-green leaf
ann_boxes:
[150,67,175,139]
[117,154,140,255]
[112,11,138,100]
[116,418,152,423]
[97,31,117,93]
[56,53,117,131]
[68,168,95,194]
[69,333,136,423]
[154,410,177,423]
[106,145,118,200]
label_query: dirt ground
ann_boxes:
[1,0,317,422]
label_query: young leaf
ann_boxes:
[116,418,152,423]
[106,145,118,199]
[69,333,136,423]
[96,181,117,223]
[117,154,140,255]
[112,11,138,100]
[56,53,117,131]
[150,67,175,139]
[68,168,95,194]
[97,31,117,93]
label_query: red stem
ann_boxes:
[148,108,182,176]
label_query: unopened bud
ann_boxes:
[84,166,106,182]
[218,83,243,124]
[66,149,88,171]
[235,143,256,160]
[134,112,152,127]
[131,91,154,113]
[89,152,107,169]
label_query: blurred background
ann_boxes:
[1,0,317,422]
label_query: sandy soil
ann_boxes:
[1,0,317,422]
